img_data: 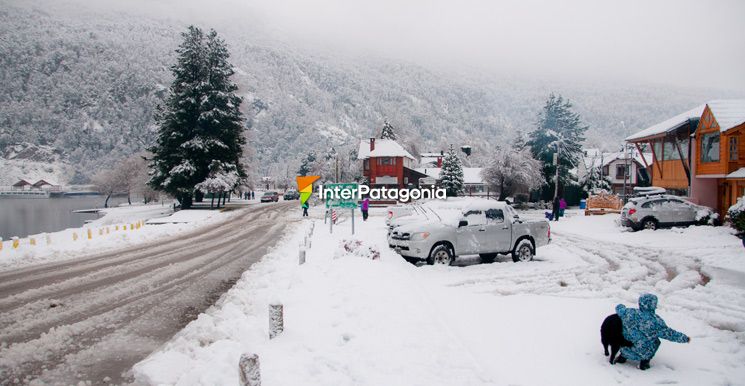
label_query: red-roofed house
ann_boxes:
[358,138,428,188]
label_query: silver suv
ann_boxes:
[620,194,715,231]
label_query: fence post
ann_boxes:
[299,248,306,265]
[73,232,78,241]
[0,237,3,252]
[45,233,52,245]
[238,353,261,386]
[29,237,36,246]
[269,303,284,339]
[87,228,92,240]
[12,236,19,249]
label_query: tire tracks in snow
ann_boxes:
[0,202,295,385]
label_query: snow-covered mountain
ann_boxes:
[0,0,739,184]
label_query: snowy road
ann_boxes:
[0,202,295,385]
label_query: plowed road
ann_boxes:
[0,202,294,385]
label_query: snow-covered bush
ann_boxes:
[727,196,745,234]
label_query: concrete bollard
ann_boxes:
[238,353,261,386]
[299,248,306,265]
[12,237,19,249]
[29,237,36,246]
[269,303,284,339]
[87,228,93,240]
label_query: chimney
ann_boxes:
[370,138,375,152]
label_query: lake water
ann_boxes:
[0,195,132,239]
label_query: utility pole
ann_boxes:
[335,156,339,183]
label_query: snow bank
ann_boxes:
[0,206,237,271]
[134,208,745,385]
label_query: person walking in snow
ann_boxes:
[302,201,309,217]
[615,293,690,370]
[361,197,370,221]
[559,197,567,218]
[552,195,562,221]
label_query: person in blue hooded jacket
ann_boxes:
[615,293,690,370]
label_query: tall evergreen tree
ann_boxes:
[440,144,464,197]
[526,93,587,200]
[148,26,246,208]
[297,151,317,176]
[380,120,397,140]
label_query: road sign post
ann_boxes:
[323,183,360,235]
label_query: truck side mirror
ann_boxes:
[458,220,468,227]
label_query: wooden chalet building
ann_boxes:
[358,138,428,188]
[694,100,745,216]
[625,105,704,197]
[626,100,745,216]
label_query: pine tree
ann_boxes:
[440,144,464,197]
[380,120,397,140]
[582,164,612,194]
[148,26,246,208]
[526,93,588,200]
[297,151,316,176]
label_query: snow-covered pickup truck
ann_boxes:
[389,201,550,265]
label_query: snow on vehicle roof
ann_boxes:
[708,99,745,133]
[625,104,705,141]
[357,139,415,160]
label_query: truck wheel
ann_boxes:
[479,253,497,263]
[427,244,454,266]
[641,218,657,231]
[512,240,534,262]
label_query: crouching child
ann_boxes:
[615,293,690,370]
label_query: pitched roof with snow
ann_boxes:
[415,167,485,185]
[357,139,415,160]
[708,100,745,133]
[626,105,705,142]
[726,168,745,179]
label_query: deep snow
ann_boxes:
[133,204,745,385]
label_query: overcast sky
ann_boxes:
[77,0,745,90]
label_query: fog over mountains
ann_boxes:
[1,0,740,184]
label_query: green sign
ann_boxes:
[323,183,359,209]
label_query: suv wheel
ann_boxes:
[642,218,658,230]
[427,244,454,266]
[512,240,534,262]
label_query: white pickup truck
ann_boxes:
[389,201,551,265]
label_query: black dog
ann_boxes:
[600,313,633,364]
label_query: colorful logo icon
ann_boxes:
[296,176,320,205]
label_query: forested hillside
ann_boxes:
[0,0,737,184]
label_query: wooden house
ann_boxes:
[694,100,745,216]
[625,105,704,196]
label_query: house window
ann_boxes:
[730,136,738,161]
[378,157,392,165]
[602,166,609,175]
[363,159,369,171]
[615,165,626,179]
[700,133,720,163]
